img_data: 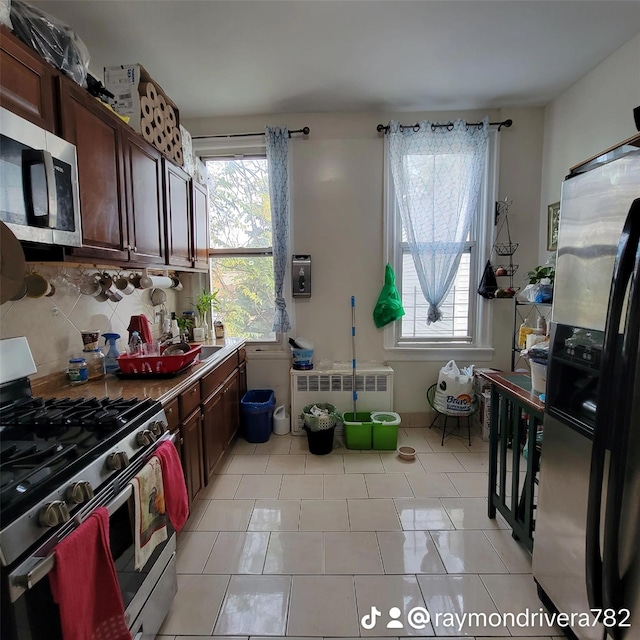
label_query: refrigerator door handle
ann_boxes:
[602,199,640,635]
[586,198,640,613]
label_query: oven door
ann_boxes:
[2,439,178,640]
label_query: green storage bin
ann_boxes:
[342,412,373,450]
[371,411,401,450]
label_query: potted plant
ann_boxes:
[194,289,220,339]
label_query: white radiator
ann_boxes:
[290,364,394,435]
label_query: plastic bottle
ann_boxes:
[103,332,121,374]
[170,312,180,339]
[518,319,533,349]
[83,349,106,380]
[537,315,548,336]
[128,330,142,356]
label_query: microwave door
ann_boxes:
[45,131,82,247]
[22,149,58,229]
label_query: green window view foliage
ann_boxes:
[207,158,276,341]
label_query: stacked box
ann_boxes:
[104,64,184,165]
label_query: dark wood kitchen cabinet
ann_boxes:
[0,26,57,132]
[181,408,204,505]
[59,76,129,263]
[178,382,204,505]
[201,389,226,479]
[122,129,165,265]
[165,161,192,268]
[192,180,210,270]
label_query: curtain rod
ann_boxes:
[193,127,310,140]
[376,119,513,134]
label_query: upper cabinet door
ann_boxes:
[0,27,57,132]
[123,130,165,265]
[59,77,128,262]
[165,160,192,268]
[192,180,210,271]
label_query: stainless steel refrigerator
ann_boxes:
[533,133,640,640]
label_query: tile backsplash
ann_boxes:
[0,266,192,378]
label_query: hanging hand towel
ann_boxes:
[49,507,131,640]
[373,263,405,328]
[153,441,189,532]
[130,457,168,570]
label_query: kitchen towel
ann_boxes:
[130,457,168,571]
[127,314,154,345]
[49,507,131,640]
[153,441,189,532]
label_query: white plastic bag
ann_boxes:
[434,360,474,415]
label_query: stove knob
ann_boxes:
[66,481,94,504]
[150,420,167,437]
[39,501,70,527]
[136,429,156,446]
[106,451,130,471]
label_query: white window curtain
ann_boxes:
[387,118,489,324]
[265,126,291,333]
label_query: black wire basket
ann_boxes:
[494,243,519,256]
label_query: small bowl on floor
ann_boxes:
[397,445,416,461]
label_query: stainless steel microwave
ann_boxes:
[0,107,82,246]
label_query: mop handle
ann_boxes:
[351,296,357,415]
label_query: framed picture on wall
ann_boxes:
[547,202,560,251]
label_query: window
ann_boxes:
[206,156,276,342]
[385,129,498,352]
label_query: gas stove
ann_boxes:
[0,387,168,568]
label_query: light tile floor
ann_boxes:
[158,425,560,639]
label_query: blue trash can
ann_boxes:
[241,390,276,443]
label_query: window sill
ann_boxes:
[247,346,290,360]
[384,346,495,362]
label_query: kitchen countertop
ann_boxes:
[30,338,246,405]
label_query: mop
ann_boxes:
[351,295,357,416]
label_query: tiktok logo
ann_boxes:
[360,606,382,630]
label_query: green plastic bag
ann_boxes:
[373,264,405,328]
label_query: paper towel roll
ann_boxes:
[141,117,155,144]
[153,107,163,130]
[173,127,182,146]
[157,94,167,116]
[174,147,183,165]
[166,105,176,126]
[146,276,173,289]
[165,121,173,137]
[154,130,165,150]
[165,140,173,157]
[140,96,154,119]
[139,81,157,105]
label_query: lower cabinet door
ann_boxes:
[224,372,240,447]
[202,390,226,481]
[181,409,204,505]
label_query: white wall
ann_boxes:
[539,32,640,262]
[0,268,202,378]
[186,108,545,412]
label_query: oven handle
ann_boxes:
[8,432,177,600]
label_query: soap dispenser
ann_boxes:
[103,333,121,374]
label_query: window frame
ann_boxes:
[383,128,499,361]
[199,137,292,350]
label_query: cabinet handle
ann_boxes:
[180,438,184,445]
[167,407,173,415]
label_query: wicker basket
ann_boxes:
[301,403,340,431]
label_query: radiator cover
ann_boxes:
[290,365,394,435]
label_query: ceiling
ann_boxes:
[28,1,640,119]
